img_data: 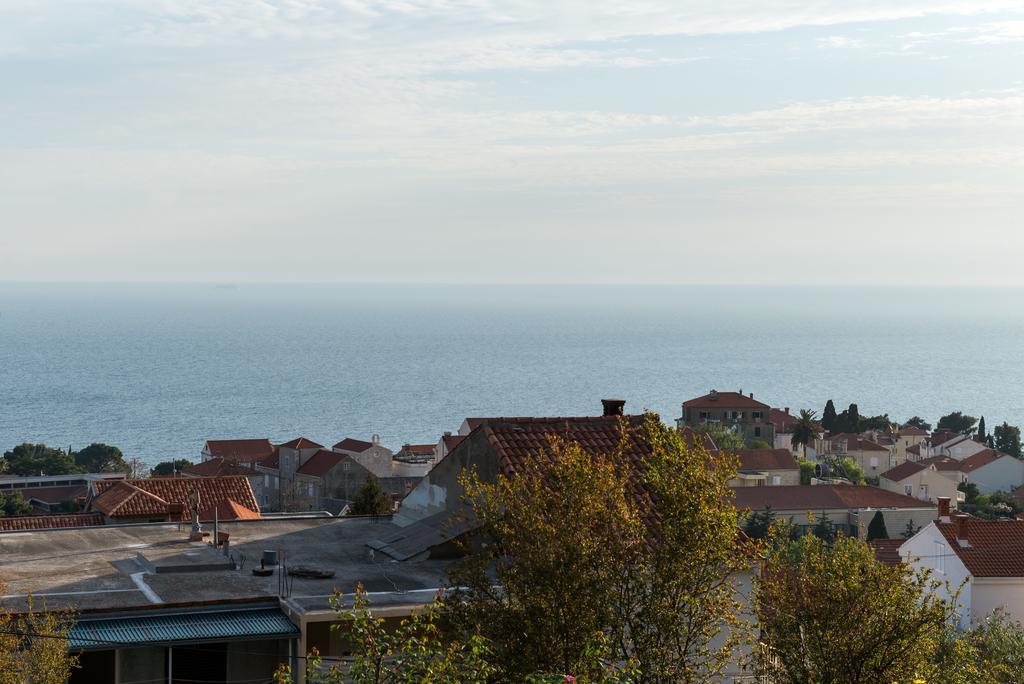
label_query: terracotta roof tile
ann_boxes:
[869,539,905,566]
[958,448,1004,472]
[203,439,274,463]
[91,476,259,519]
[680,426,717,450]
[200,499,261,521]
[829,433,889,452]
[732,485,933,511]
[19,485,88,504]
[442,435,464,452]
[182,458,258,477]
[296,450,348,477]
[332,438,374,452]
[880,461,927,482]
[735,448,798,471]
[934,518,1024,577]
[769,408,799,433]
[0,513,104,532]
[898,426,928,436]
[400,444,435,455]
[278,437,324,450]
[683,391,770,410]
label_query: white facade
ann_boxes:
[968,456,1024,494]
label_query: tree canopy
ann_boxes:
[904,416,932,432]
[0,584,79,684]
[350,476,391,516]
[694,422,746,451]
[72,443,129,473]
[937,412,978,436]
[994,422,1022,459]
[150,459,193,477]
[790,409,820,452]
[0,491,32,517]
[866,510,889,541]
[822,400,837,432]
[1,444,79,477]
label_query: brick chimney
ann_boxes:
[784,407,790,415]
[602,399,625,417]
[937,497,951,523]
[955,514,970,542]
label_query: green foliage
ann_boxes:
[447,416,752,683]
[150,459,192,477]
[866,510,889,541]
[994,422,1022,459]
[979,416,988,441]
[0,594,79,684]
[857,413,893,432]
[823,455,865,485]
[937,412,978,436]
[0,491,32,517]
[743,506,775,539]
[275,584,496,684]
[828,403,862,435]
[72,443,128,473]
[902,518,921,539]
[755,531,964,684]
[822,400,837,432]
[798,458,814,485]
[694,422,746,451]
[963,491,1023,520]
[1,444,80,477]
[969,608,1024,683]
[905,416,933,432]
[790,409,821,452]
[350,476,391,516]
[747,439,772,449]
[811,513,836,542]
[958,481,980,505]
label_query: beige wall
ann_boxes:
[729,469,800,488]
[879,468,960,508]
[972,580,1024,626]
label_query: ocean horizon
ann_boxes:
[3,282,1023,466]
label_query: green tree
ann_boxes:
[824,455,865,485]
[694,422,746,451]
[937,412,978,436]
[1,444,80,477]
[797,458,814,485]
[755,532,965,684]
[969,608,1024,683]
[150,459,192,477]
[905,416,932,432]
[748,439,772,449]
[274,584,496,684]
[73,443,129,473]
[994,422,1023,459]
[811,513,836,542]
[822,400,837,432]
[857,414,892,432]
[350,476,391,516]
[743,506,775,540]
[0,492,32,517]
[959,481,981,505]
[0,590,79,684]
[866,510,889,541]
[902,518,921,539]
[979,416,988,442]
[448,416,752,683]
[790,409,821,454]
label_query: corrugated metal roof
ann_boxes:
[70,606,299,649]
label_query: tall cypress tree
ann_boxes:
[978,416,987,442]
[848,403,860,431]
[822,400,837,432]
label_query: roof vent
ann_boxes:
[602,399,626,417]
[709,389,718,400]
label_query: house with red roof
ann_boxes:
[677,389,774,445]
[201,438,275,465]
[87,476,260,524]
[730,448,800,487]
[822,433,894,476]
[291,449,381,514]
[902,498,1024,628]
[879,460,962,507]
[910,449,1024,496]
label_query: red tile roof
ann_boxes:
[201,499,261,522]
[899,426,928,436]
[869,538,906,566]
[907,443,924,456]
[958,448,1004,473]
[930,430,962,446]
[829,433,889,452]
[19,485,88,505]
[263,446,280,469]
[735,448,798,472]
[769,408,799,433]
[0,513,104,532]
[296,449,348,477]
[934,518,1024,577]
[279,437,324,450]
[203,439,274,463]
[91,476,259,519]
[880,461,927,482]
[442,435,464,452]
[182,458,258,478]
[680,426,717,451]
[919,455,963,472]
[683,391,770,410]
[332,437,373,453]
[400,444,435,455]
[732,485,933,511]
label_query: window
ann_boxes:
[772,475,781,485]
[263,474,270,489]
[935,541,946,574]
[753,411,762,420]
[754,427,762,437]
[870,457,878,468]
[343,462,351,472]
[905,484,913,495]
[699,411,708,420]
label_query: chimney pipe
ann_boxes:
[749,392,754,399]
[601,399,626,417]
[937,497,950,522]
[955,514,970,541]
[784,407,790,415]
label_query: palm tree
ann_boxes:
[791,409,822,456]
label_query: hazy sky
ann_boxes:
[3,1,1024,284]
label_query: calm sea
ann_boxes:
[2,283,1023,466]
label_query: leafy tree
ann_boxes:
[1,444,80,477]
[823,455,865,485]
[72,443,128,473]
[0,491,32,517]
[694,422,745,451]
[791,409,821,454]
[858,414,893,432]
[150,459,193,477]
[743,506,775,540]
[748,439,772,449]
[797,458,814,485]
[0,589,79,684]
[755,531,965,684]
[905,416,932,432]
[958,481,980,505]
[969,608,1024,683]
[988,435,997,449]
[979,416,988,442]
[448,416,752,683]
[963,492,1023,520]
[350,476,391,516]
[274,584,496,684]
[994,422,1023,459]
[902,518,921,539]
[937,412,978,436]
[866,510,889,541]
[822,400,837,432]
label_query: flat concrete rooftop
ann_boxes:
[0,517,450,615]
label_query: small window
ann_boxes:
[343,462,352,472]
[870,457,878,468]
[753,411,762,420]
[755,427,762,437]
[905,484,913,495]
[935,541,946,574]
[772,475,781,485]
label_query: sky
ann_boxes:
[2,1,1024,285]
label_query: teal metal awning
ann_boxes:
[70,606,299,650]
